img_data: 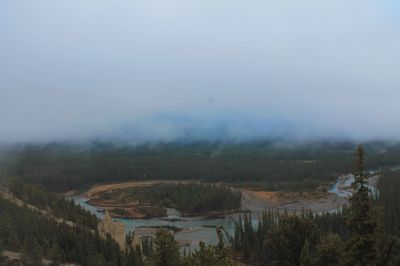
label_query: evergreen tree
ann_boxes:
[49,242,65,265]
[89,254,108,266]
[346,145,379,265]
[185,241,217,266]
[153,229,181,266]
[141,236,154,258]
[21,237,42,266]
[185,227,233,266]
[266,215,319,266]
[0,241,4,264]
[299,240,314,266]
[315,234,343,266]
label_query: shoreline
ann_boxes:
[68,173,381,221]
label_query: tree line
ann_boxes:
[4,141,400,192]
[121,183,242,214]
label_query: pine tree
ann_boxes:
[315,233,343,266]
[346,145,379,265]
[266,215,319,266]
[153,229,181,266]
[185,241,217,266]
[89,254,108,266]
[242,213,254,260]
[21,237,42,266]
[141,236,154,257]
[185,227,233,266]
[299,240,314,266]
[0,241,4,264]
[49,242,65,266]
[215,227,233,266]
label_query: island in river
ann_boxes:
[84,181,242,219]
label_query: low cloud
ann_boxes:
[1,0,400,143]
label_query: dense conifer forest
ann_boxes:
[0,193,233,265]
[0,197,127,265]
[6,179,98,229]
[377,170,400,234]
[231,146,400,265]
[2,143,400,265]
[103,183,242,214]
[2,141,400,193]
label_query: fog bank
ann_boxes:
[1,0,400,143]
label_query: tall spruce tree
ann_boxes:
[346,145,379,265]
[315,233,343,266]
[0,241,4,264]
[266,215,319,266]
[153,229,181,266]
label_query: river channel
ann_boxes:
[70,173,379,249]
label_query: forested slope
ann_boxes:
[0,189,139,265]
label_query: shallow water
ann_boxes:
[328,174,354,198]
[70,196,236,247]
[328,174,379,199]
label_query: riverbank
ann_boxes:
[73,176,363,220]
[241,189,348,215]
[84,180,197,198]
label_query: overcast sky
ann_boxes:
[1,0,400,143]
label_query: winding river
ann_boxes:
[70,172,381,249]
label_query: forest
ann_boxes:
[0,197,128,265]
[0,192,233,265]
[2,143,400,265]
[231,146,400,265]
[6,179,98,229]
[100,183,242,214]
[2,141,400,193]
[376,170,400,234]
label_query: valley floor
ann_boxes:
[78,178,357,217]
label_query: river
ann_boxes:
[70,195,237,249]
[70,172,381,249]
[328,173,379,199]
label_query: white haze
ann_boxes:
[1,0,400,143]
